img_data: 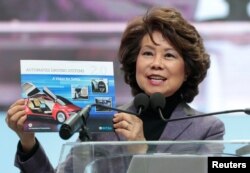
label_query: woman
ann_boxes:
[6,7,224,173]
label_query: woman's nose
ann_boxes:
[150,55,163,69]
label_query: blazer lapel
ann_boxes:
[159,102,193,140]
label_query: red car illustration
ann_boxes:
[22,82,81,123]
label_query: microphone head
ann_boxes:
[134,93,149,113]
[59,124,72,140]
[150,92,166,111]
[244,108,250,115]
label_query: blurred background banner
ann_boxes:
[0,0,250,110]
[0,0,250,172]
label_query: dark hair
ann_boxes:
[118,7,210,103]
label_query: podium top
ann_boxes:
[57,140,250,173]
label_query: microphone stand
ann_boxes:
[78,106,91,142]
[79,124,91,142]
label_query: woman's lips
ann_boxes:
[147,75,166,85]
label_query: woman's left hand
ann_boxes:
[113,112,148,153]
[113,112,145,141]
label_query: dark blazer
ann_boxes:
[15,102,225,173]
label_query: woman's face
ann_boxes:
[136,31,186,97]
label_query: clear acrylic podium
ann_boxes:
[56,140,250,173]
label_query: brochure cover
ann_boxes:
[20,60,116,132]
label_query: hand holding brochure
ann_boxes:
[20,60,116,132]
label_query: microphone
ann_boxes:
[150,92,167,121]
[150,93,250,122]
[59,103,140,140]
[59,105,91,140]
[133,93,150,114]
[148,92,250,122]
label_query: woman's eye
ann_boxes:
[142,51,153,56]
[164,53,175,59]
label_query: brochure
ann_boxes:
[20,60,116,132]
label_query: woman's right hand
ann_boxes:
[6,99,36,153]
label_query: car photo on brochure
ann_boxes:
[22,82,81,124]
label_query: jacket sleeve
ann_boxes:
[15,139,55,173]
[205,117,225,140]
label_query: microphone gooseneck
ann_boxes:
[148,92,250,122]
[149,92,167,121]
[133,93,150,114]
[165,109,250,122]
